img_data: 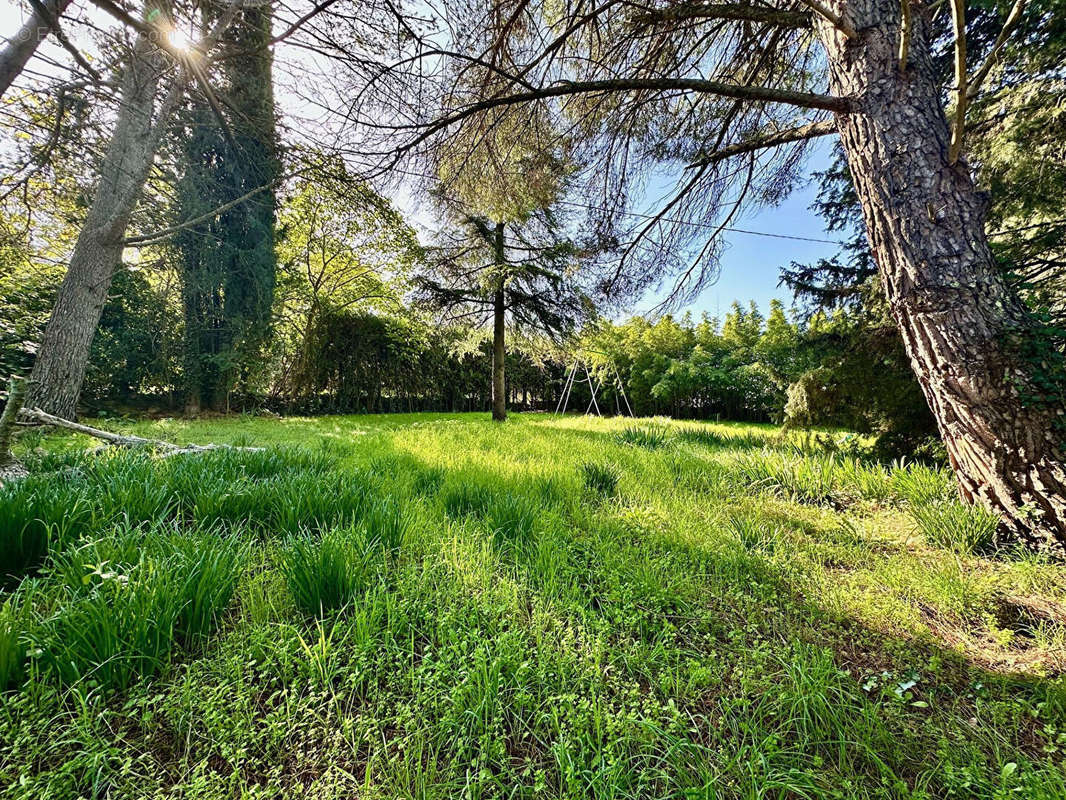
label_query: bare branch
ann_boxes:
[634,3,813,29]
[967,0,1027,99]
[397,77,850,164]
[898,0,912,71]
[798,0,856,38]
[123,173,294,247]
[685,119,836,168]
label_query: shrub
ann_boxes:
[616,424,671,449]
[581,462,620,497]
[912,501,1000,554]
[280,527,374,617]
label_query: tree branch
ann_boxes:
[18,407,263,456]
[685,119,836,168]
[948,0,968,163]
[967,0,1027,99]
[798,0,856,38]
[0,0,73,100]
[26,0,102,83]
[634,3,812,28]
[898,0,912,71]
[123,174,290,246]
[397,77,850,162]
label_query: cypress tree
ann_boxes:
[177,0,279,413]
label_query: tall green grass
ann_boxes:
[731,447,955,507]
[912,501,1000,553]
[0,593,30,690]
[37,530,244,692]
[616,423,672,449]
[280,527,376,617]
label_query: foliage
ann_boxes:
[174,1,281,412]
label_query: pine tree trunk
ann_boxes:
[26,31,176,419]
[492,286,506,422]
[818,2,1066,550]
[491,222,507,422]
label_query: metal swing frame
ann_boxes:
[554,351,633,417]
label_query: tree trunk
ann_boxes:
[26,31,178,419]
[0,377,28,481]
[818,1,1066,551]
[0,0,73,100]
[491,222,507,422]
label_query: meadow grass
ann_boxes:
[0,412,1063,798]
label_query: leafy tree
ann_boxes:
[273,163,419,404]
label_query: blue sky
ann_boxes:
[637,142,845,320]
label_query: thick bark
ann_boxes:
[818,1,1066,550]
[0,0,74,100]
[26,31,176,419]
[491,222,507,422]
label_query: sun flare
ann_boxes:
[167,28,194,52]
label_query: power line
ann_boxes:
[553,198,847,245]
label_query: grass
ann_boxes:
[0,412,1063,799]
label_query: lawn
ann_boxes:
[1,412,1064,799]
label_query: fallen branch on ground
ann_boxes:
[17,407,264,457]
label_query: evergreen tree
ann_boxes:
[176,0,280,413]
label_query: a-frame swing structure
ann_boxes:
[554,351,633,416]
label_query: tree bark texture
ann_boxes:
[26,31,175,420]
[820,0,1066,550]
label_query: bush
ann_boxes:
[912,501,1000,554]
[581,462,620,497]
[280,527,375,617]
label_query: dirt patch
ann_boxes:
[916,596,1065,676]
